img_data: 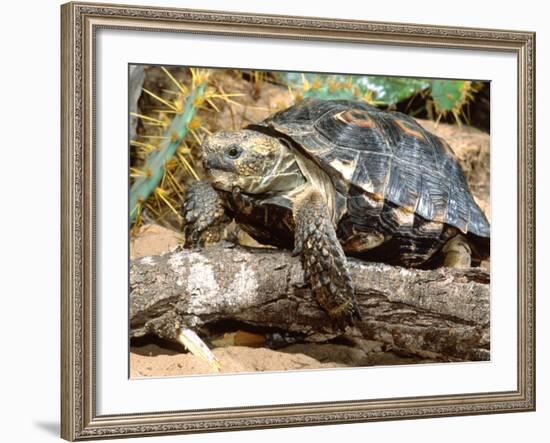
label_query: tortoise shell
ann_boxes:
[245,99,490,266]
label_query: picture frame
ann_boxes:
[60,1,536,440]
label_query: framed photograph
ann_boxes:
[61,1,535,440]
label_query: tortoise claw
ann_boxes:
[330,299,362,330]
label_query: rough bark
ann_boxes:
[130,245,490,361]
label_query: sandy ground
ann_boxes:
[131,341,426,378]
[131,344,344,377]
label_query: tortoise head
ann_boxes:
[201,129,305,194]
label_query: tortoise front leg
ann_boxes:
[182,180,230,248]
[293,187,361,327]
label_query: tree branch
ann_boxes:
[130,245,489,361]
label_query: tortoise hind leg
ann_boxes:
[442,234,472,268]
[293,187,361,328]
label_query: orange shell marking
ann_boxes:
[393,119,426,141]
[335,110,377,128]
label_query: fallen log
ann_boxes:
[130,245,490,361]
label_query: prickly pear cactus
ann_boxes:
[279,72,477,122]
[430,79,477,121]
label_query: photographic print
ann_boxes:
[129,66,491,377]
[61,3,535,439]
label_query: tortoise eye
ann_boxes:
[227,146,241,159]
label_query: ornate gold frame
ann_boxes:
[61,1,536,440]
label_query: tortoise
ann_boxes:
[183,99,490,326]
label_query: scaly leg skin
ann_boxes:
[293,187,361,328]
[442,234,472,268]
[182,180,230,248]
